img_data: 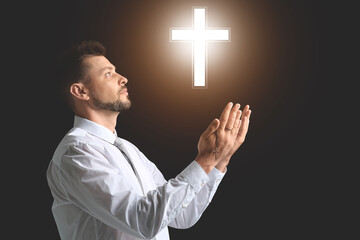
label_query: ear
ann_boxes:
[69,82,90,101]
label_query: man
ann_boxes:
[47,40,251,240]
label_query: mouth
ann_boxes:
[120,88,128,95]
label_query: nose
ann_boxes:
[118,74,128,86]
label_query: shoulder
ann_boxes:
[51,128,107,166]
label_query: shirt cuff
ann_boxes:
[178,161,210,193]
[207,166,226,191]
[209,166,226,180]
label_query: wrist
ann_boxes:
[215,158,230,173]
[195,154,216,174]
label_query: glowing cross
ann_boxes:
[170,7,230,88]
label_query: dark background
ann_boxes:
[5,0,352,239]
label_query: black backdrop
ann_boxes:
[5,0,350,239]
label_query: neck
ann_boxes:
[77,109,119,133]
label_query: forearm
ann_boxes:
[169,166,226,229]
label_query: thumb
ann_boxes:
[203,118,220,137]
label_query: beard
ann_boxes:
[91,92,131,112]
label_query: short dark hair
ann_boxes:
[57,40,106,109]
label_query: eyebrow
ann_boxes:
[99,65,116,74]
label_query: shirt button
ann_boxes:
[182,202,188,208]
[216,179,221,183]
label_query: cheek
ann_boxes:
[98,83,115,95]
[106,85,121,101]
[89,80,120,100]
[89,85,108,101]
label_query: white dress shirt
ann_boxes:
[47,116,225,240]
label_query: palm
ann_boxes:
[196,102,251,173]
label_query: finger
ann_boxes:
[234,110,242,131]
[237,116,249,140]
[225,103,240,131]
[203,118,220,137]
[246,110,252,127]
[237,109,251,140]
[238,109,243,120]
[247,107,252,119]
[233,120,241,138]
[242,108,251,127]
[241,105,250,121]
[219,102,233,131]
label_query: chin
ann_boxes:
[122,98,132,110]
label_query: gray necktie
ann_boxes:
[114,137,146,196]
[114,138,136,175]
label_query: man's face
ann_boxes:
[82,55,131,112]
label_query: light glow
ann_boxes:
[170,7,230,88]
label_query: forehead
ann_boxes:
[83,55,114,71]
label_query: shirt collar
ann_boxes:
[73,116,117,144]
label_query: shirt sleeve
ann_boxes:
[169,164,226,229]
[135,147,226,229]
[58,142,211,239]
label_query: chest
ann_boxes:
[105,145,157,196]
